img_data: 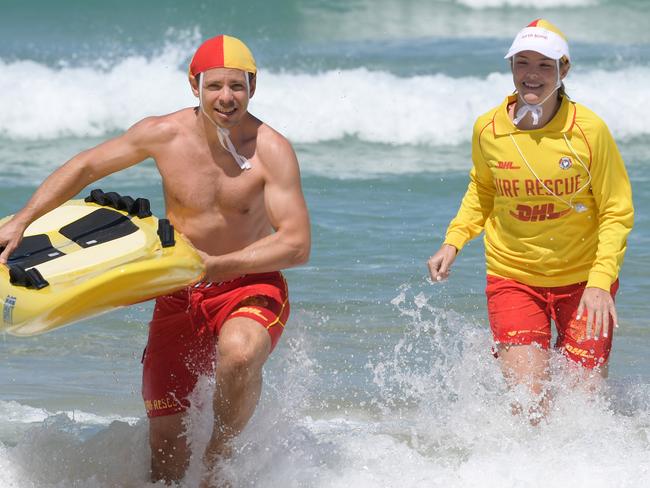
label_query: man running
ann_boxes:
[0,34,311,484]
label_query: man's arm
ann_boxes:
[200,131,311,281]
[0,117,164,263]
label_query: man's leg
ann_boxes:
[203,315,272,469]
[149,412,191,483]
[143,291,216,484]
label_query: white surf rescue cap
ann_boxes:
[505,19,570,62]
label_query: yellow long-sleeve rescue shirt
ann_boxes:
[444,94,634,290]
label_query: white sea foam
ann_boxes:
[0,400,140,426]
[0,399,140,447]
[1,50,649,146]
[0,401,146,487]
[0,416,151,488]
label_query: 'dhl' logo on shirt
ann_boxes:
[510,203,570,222]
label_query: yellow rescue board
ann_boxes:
[0,190,205,336]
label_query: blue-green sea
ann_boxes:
[1,1,649,486]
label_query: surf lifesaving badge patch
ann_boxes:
[559,156,572,169]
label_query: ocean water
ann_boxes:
[1,0,649,486]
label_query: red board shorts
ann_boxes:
[485,275,619,369]
[142,272,289,418]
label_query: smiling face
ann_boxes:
[511,50,569,105]
[191,67,256,129]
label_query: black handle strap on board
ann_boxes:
[9,265,49,289]
[131,198,152,219]
[157,219,175,248]
[85,189,152,218]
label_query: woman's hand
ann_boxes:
[577,286,618,340]
[427,244,458,282]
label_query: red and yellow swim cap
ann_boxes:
[189,35,257,77]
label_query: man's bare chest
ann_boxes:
[156,151,265,216]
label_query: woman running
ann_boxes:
[428,19,634,421]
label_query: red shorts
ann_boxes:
[486,275,619,369]
[141,272,289,418]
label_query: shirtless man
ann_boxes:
[0,35,311,484]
